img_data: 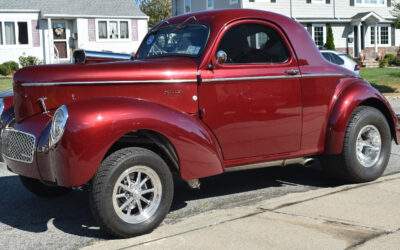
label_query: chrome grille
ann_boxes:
[2,128,35,163]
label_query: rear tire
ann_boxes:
[89,147,174,238]
[19,176,71,197]
[321,106,391,183]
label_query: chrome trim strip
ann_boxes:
[225,157,313,172]
[225,160,284,172]
[21,79,198,87]
[21,73,358,87]
[202,73,358,83]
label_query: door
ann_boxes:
[199,20,302,160]
[52,21,69,59]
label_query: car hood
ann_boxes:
[13,57,199,122]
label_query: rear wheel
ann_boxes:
[89,147,173,238]
[19,176,71,197]
[322,106,392,183]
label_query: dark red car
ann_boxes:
[1,9,399,238]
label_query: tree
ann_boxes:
[324,24,335,50]
[138,0,172,29]
[392,2,400,28]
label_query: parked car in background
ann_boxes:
[1,9,399,238]
[320,49,360,74]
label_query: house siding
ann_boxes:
[0,12,43,64]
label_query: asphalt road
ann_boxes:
[0,99,399,250]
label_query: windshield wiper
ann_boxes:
[175,16,198,31]
[151,20,170,33]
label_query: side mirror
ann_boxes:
[216,50,227,65]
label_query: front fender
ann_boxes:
[325,82,399,154]
[53,97,224,186]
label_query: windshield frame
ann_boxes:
[136,23,211,60]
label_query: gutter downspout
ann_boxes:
[333,0,336,19]
[47,18,52,64]
[290,0,293,19]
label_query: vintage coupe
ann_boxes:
[1,9,400,238]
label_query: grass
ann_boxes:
[360,68,400,93]
[0,78,12,91]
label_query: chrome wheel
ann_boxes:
[112,165,162,224]
[356,125,382,168]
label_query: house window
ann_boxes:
[370,25,390,45]
[207,0,214,9]
[355,0,385,5]
[184,0,191,13]
[97,20,130,40]
[370,27,375,44]
[230,0,239,4]
[380,26,389,44]
[0,21,29,45]
[18,22,28,44]
[312,0,324,3]
[312,25,325,47]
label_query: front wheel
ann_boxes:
[322,106,392,183]
[89,147,174,238]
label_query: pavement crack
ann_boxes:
[269,174,400,211]
[118,208,266,250]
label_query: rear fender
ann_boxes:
[325,82,399,154]
[54,97,224,186]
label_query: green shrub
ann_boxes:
[392,56,400,66]
[3,61,19,71]
[0,64,12,76]
[19,56,42,68]
[379,59,389,68]
[384,53,395,64]
[324,25,335,50]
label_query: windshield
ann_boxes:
[136,24,209,59]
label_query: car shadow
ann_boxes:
[0,163,344,239]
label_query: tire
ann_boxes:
[89,147,174,238]
[321,106,392,183]
[19,176,71,197]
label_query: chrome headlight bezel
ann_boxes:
[49,105,68,147]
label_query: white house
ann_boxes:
[0,0,149,64]
[172,0,400,59]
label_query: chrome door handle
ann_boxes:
[286,69,299,75]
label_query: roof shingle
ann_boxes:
[0,0,147,18]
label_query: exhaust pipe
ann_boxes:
[72,49,133,64]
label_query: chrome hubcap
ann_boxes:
[112,165,162,224]
[356,125,382,168]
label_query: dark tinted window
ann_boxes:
[137,24,209,59]
[217,23,290,64]
[322,52,333,62]
[330,53,344,65]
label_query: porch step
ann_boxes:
[361,60,379,68]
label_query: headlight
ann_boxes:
[49,105,68,147]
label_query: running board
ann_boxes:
[225,157,314,172]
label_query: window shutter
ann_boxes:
[271,0,276,2]
[307,24,312,35]
[88,19,96,41]
[31,20,40,47]
[307,0,311,3]
[326,0,330,3]
[131,19,138,41]
[391,24,395,46]
[350,0,354,6]
[387,0,391,7]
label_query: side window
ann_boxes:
[217,23,290,64]
[331,53,345,65]
[321,52,333,62]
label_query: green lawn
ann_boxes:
[360,68,400,93]
[0,78,12,91]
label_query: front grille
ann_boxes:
[2,128,36,163]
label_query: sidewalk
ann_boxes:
[83,173,400,250]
